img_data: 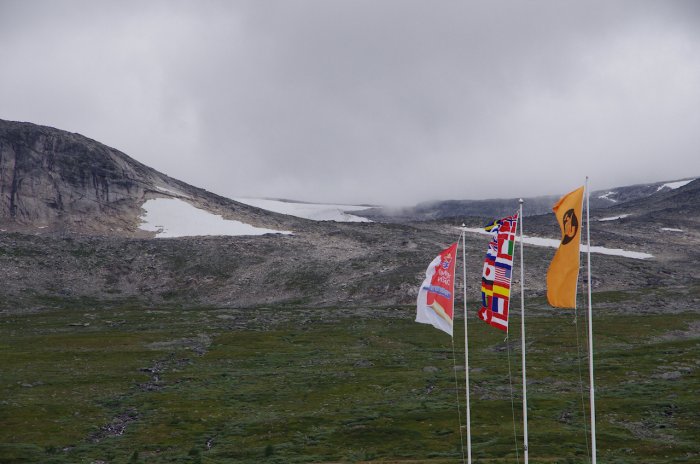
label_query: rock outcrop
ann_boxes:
[0,120,185,234]
[0,119,304,236]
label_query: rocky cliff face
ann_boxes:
[0,119,303,236]
[0,120,174,233]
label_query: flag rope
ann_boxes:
[461,227,473,464]
[585,177,598,464]
[519,199,529,464]
[574,262,591,463]
[568,182,591,463]
[505,336,522,464]
[451,336,467,464]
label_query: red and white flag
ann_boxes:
[416,243,458,336]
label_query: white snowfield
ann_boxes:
[233,198,372,222]
[598,191,618,202]
[656,179,694,191]
[139,198,293,238]
[461,227,653,260]
[598,214,630,221]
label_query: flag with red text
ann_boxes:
[416,243,458,336]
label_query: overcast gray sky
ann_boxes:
[1,0,699,205]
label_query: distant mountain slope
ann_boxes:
[0,119,307,236]
[593,178,700,229]
[358,177,698,222]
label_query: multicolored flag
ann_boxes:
[478,213,518,332]
[546,186,584,308]
[416,243,458,336]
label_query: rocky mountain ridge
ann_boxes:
[0,119,309,236]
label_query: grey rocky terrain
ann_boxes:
[1,119,698,315]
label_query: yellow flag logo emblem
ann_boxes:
[561,208,579,245]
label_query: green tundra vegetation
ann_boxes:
[1,293,698,463]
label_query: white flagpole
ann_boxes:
[461,226,472,464]
[585,177,597,464]
[519,199,529,464]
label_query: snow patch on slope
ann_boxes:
[234,198,371,222]
[656,179,694,191]
[599,214,630,221]
[598,191,618,202]
[139,198,292,238]
[461,227,653,259]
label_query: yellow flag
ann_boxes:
[546,186,584,308]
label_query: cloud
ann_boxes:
[1,0,699,205]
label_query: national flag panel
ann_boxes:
[478,308,508,331]
[491,295,504,313]
[495,255,513,267]
[493,284,510,298]
[482,260,495,280]
[491,312,508,330]
[499,240,510,255]
[487,244,498,257]
[495,265,512,282]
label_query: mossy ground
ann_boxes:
[1,296,698,463]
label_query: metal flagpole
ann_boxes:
[585,177,597,464]
[461,226,472,464]
[519,199,529,464]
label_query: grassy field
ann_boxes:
[1,296,698,463]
